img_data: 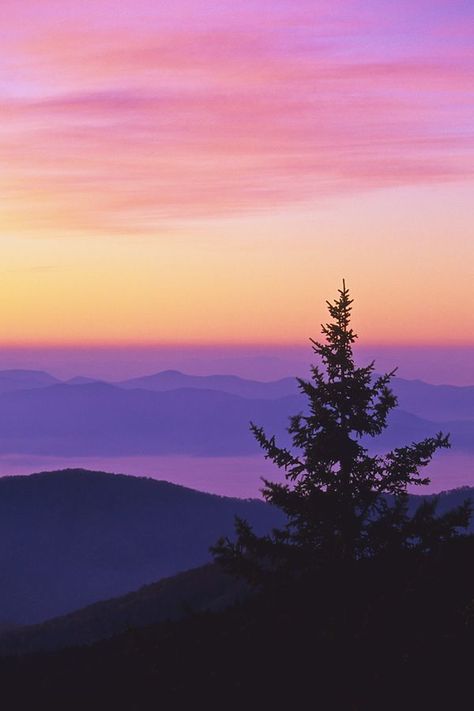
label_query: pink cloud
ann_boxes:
[1,3,473,234]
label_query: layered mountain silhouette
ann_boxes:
[389,377,474,422]
[0,369,60,394]
[0,371,470,708]
[0,468,471,632]
[0,371,470,457]
[0,383,297,455]
[0,367,472,415]
[0,469,282,625]
[0,484,472,656]
[116,370,298,399]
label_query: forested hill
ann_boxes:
[0,467,471,631]
[0,469,282,625]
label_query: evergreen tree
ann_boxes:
[212,282,471,584]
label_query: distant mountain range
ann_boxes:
[116,371,474,423]
[0,469,282,625]
[0,369,470,457]
[0,369,60,393]
[0,367,472,418]
[0,382,297,455]
[0,375,470,707]
[389,377,474,422]
[117,370,299,400]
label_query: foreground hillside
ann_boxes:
[0,469,282,624]
[0,481,472,656]
[1,467,472,628]
[0,564,245,655]
[1,537,473,710]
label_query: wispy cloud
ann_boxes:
[1,1,472,235]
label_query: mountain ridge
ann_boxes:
[0,468,283,625]
[0,381,471,457]
[0,367,471,422]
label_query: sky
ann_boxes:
[1,0,473,366]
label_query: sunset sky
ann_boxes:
[1,0,473,351]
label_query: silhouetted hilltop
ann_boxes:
[0,469,282,625]
[409,485,474,514]
[117,369,298,399]
[0,369,60,393]
[0,467,471,635]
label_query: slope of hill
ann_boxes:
[0,564,245,655]
[0,536,473,710]
[0,469,282,625]
[391,377,474,422]
[374,409,474,452]
[0,369,60,393]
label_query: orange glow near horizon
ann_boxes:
[1,183,472,347]
[1,1,473,348]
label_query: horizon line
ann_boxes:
[0,341,472,350]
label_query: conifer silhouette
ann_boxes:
[212,282,471,584]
